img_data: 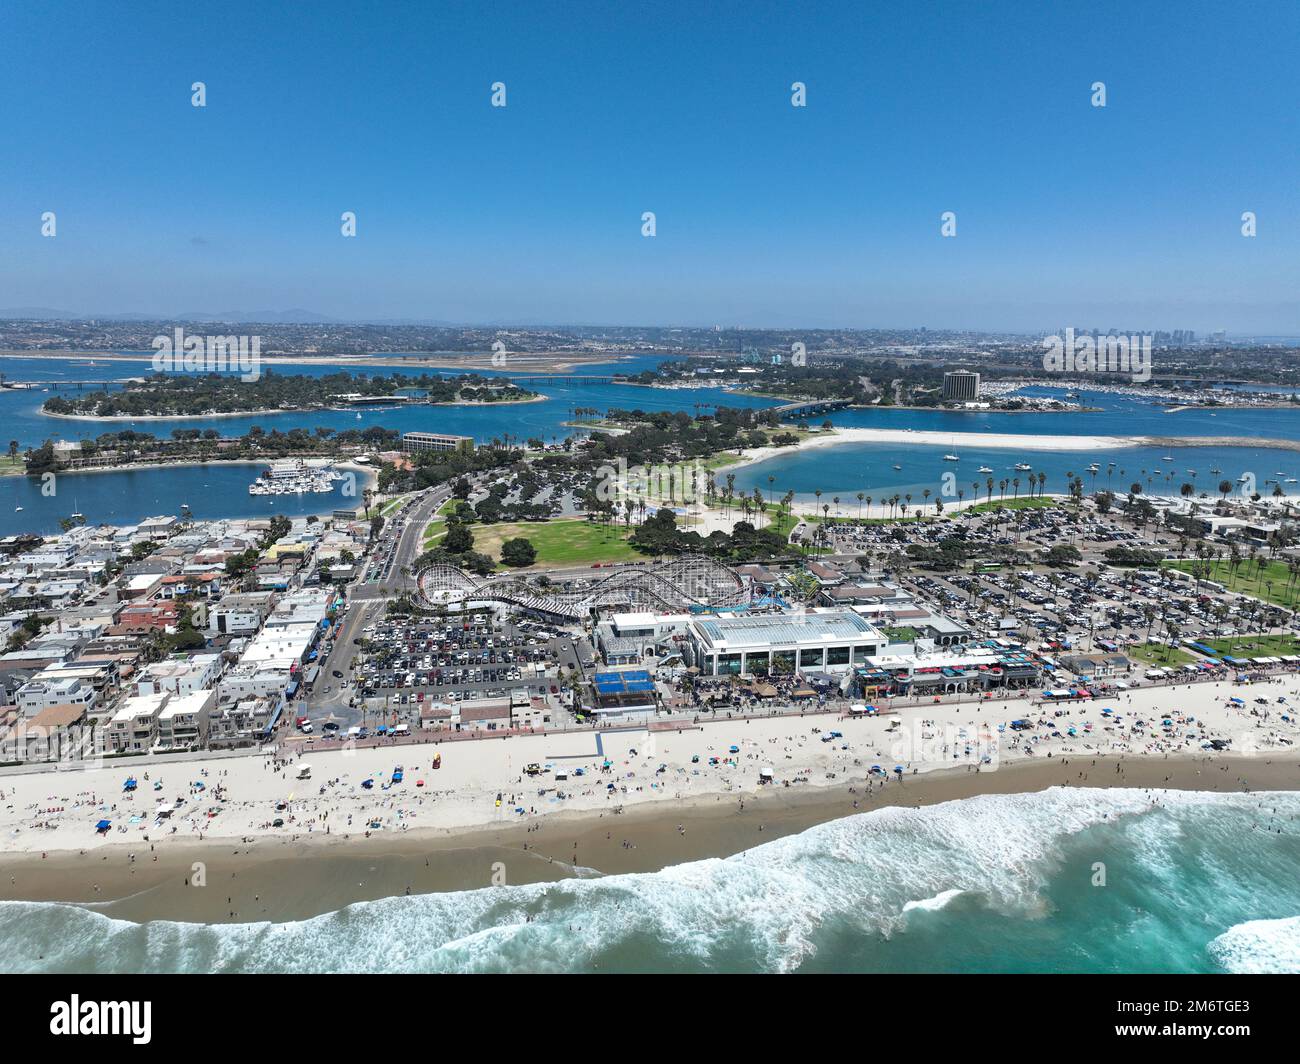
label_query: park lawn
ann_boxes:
[966,496,1057,514]
[0,455,24,477]
[421,498,461,547]
[1204,634,1300,657]
[1127,642,1199,667]
[469,518,642,568]
[379,495,409,517]
[1164,558,1300,609]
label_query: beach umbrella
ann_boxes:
[893,765,904,776]
[95,819,111,832]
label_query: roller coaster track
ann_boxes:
[415,555,750,619]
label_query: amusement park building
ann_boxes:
[685,609,887,677]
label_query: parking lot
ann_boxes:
[353,613,578,709]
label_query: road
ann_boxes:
[306,485,455,720]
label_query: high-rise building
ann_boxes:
[942,371,981,402]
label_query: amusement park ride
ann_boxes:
[415,554,751,619]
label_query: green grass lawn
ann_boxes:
[0,455,24,477]
[966,496,1057,514]
[1204,634,1300,657]
[1164,558,1300,609]
[379,495,408,517]
[462,518,642,568]
[1127,642,1198,667]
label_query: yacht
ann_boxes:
[13,506,21,512]
[1014,462,1032,471]
[1210,467,1222,474]
[1160,455,1174,461]
[248,459,343,497]
[977,465,993,474]
[1086,463,1100,473]
[892,464,902,471]
[943,454,959,462]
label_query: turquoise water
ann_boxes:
[729,442,1292,505]
[4,356,1300,534]
[2,789,1297,973]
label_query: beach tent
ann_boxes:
[123,778,137,791]
[95,819,111,833]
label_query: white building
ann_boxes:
[15,675,99,719]
[685,609,887,676]
[106,693,169,754]
[154,689,215,751]
[206,591,276,637]
[136,653,222,697]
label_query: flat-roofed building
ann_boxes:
[107,692,169,753]
[856,643,1043,696]
[155,689,215,750]
[401,431,475,455]
[206,591,276,636]
[136,653,221,697]
[686,609,887,677]
[208,695,281,748]
[15,674,99,719]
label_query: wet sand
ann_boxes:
[2,754,1295,925]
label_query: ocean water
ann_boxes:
[2,788,1298,974]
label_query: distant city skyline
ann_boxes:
[2,1,1297,333]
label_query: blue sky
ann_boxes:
[1,0,1297,332]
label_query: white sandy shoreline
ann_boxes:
[717,427,1300,482]
[2,677,1296,856]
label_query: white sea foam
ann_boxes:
[1209,916,1300,974]
[1,788,1295,974]
[902,889,966,914]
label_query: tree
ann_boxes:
[443,522,474,555]
[500,538,537,567]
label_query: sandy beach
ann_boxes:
[2,752,1295,925]
[1,675,1296,870]
[726,427,1300,478]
